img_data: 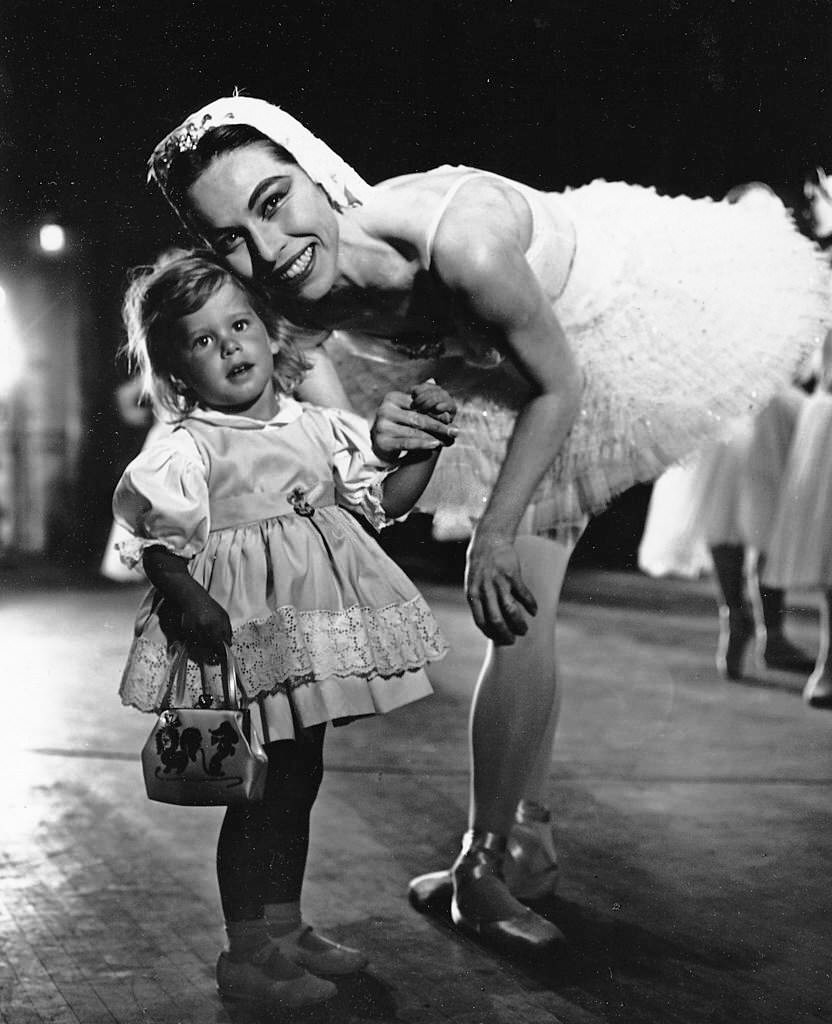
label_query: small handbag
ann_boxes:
[141,641,268,806]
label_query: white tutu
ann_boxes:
[637,460,714,579]
[637,390,805,578]
[330,177,829,539]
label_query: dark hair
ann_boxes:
[122,247,310,418]
[165,125,297,233]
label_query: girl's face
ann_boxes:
[172,281,279,420]
[185,144,339,303]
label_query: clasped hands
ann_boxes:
[369,379,459,461]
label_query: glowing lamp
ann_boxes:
[39,223,66,254]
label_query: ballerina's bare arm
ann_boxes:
[430,183,583,644]
[295,344,353,408]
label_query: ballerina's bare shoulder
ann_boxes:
[360,166,534,268]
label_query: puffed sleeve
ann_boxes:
[318,407,400,531]
[112,428,210,567]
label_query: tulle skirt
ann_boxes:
[330,181,828,540]
[764,392,832,590]
[638,390,805,578]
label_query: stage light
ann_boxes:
[39,223,66,254]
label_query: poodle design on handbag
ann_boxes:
[155,712,240,778]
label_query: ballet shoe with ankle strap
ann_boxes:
[450,830,565,957]
[409,803,560,911]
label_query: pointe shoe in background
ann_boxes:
[716,606,755,680]
[802,670,832,709]
[758,633,816,674]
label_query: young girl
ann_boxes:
[113,249,452,1010]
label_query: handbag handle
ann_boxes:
[154,641,247,712]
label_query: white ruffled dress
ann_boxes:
[638,388,806,578]
[114,399,447,740]
[763,389,832,590]
[326,167,829,540]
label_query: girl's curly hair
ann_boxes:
[121,247,311,418]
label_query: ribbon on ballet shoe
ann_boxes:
[450,830,565,957]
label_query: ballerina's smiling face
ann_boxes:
[185,143,340,303]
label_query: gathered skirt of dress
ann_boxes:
[119,505,447,740]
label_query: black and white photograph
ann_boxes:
[0,3,830,1022]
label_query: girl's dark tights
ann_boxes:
[217,723,326,922]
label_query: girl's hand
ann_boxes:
[179,590,232,659]
[465,530,538,645]
[410,380,458,428]
[371,388,458,462]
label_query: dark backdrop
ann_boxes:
[1,0,829,567]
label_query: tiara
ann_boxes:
[148,112,221,190]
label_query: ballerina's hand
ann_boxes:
[465,532,538,645]
[371,388,459,462]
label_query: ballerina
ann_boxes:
[145,96,829,955]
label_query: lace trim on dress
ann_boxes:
[356,477,394,532]
[119,594,448,712]
[117,535,181,569]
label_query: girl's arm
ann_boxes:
[378,382,458,518]
[113,434,230,657]
[143,547,231,655]
[380,448,441,519]
[431,187,583,645]
[296,339,458,457]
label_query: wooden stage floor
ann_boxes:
[0,565,829,1023]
